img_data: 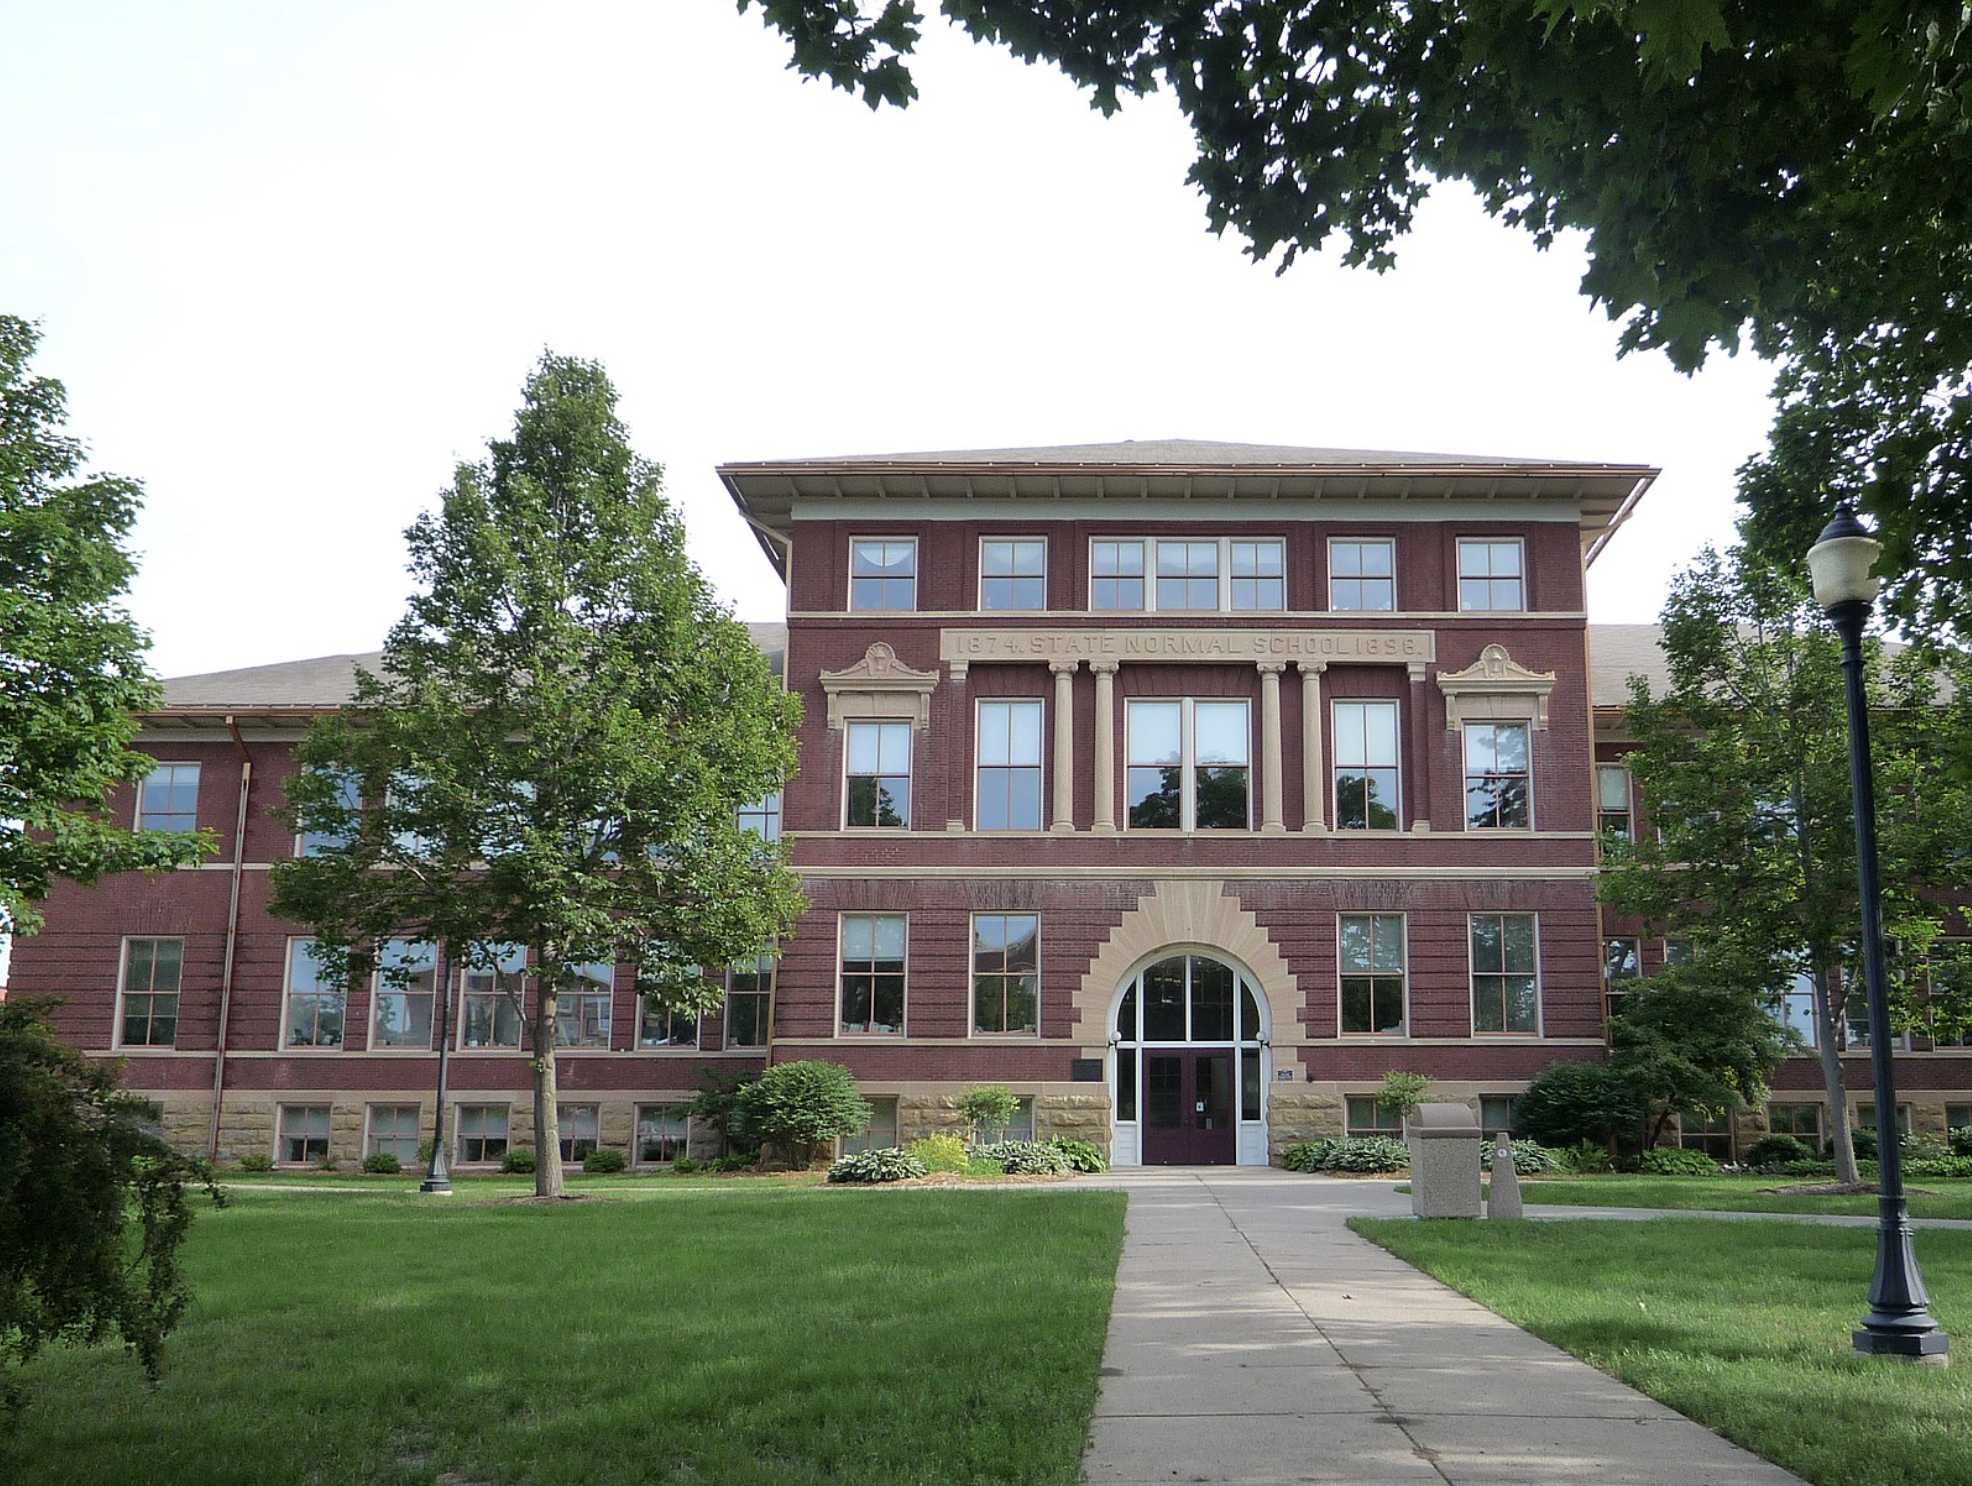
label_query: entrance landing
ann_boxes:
[1077,1168,1807,1485]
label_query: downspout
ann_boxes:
[208,715,252,1161]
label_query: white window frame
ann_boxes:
[1327,537,1397,612]
[1462,721,1533,830]
[637,996,701,1050]
[556,1102,601,1162]
[135,761,200,833]
[1469,912,1542,1036]
[1331,698,1402,831]
[1345,1096,1404,1138]
[1597,764,1633,841]
[455,1102,511,1165]
[115,935,184,1050]
[974,698,1045,831]
[848,536,918,612]
[295,767,362,857]
[366,1103,423,1162]
[724,952,774,1050]
[737,791,782,842]
[1085,536,1287,613]
[458,943,527,1051]
[635,1104,692,1166]
[841,1095,901,1155]
[1337,913,1408,1037]
[978,535,1048,611]
[843,718,913,829]
[838,912,908,1036]
[277,1104,332,1166]
[281,936,346,1051]
[1124,697,1252,832]
[369,938,438,1052]
[1456,536,1527,612]
[555,963,615,1049]
[970,912,1041,1038]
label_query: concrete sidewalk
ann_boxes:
[1076,1168,1808,1485]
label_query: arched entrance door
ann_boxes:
[1111,952,1268,1166]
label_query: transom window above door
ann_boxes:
[1089,537,1286,613]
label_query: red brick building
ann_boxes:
[13,441,1969,1166]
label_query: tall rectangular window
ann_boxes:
[637,997,699,1049]
[1464,723,1531,829]
[1603,937,1641,1021]
[1457,538,1526,611]
[636,1105,691,1164]
[460,943,526,1049]
[1090,539,1146,611]
[1333,700,1400,829]
[1329,538,1395,611]
[737,792,782,841]
[556,963,614,1048]
[845,719,912,828]
[557,1103,600,1161]
[849,537,916,610]
[1339,914,1406,1035]
[1155,540,1220,610]
[283,938,345,1048]
[456,1104,509,1163]
[367,1104,422,1162]
[297,768,361,856]
[1470,914,1539,1034]
[980,538,1046,610]
[118,937,183,1048]
[1125,700,1249,830]
[1780,964,1819,1047]
[976,700,1043,829]
[1229,539,1285,610]
[278,1105,331,1165]
[972,913,1039,1036]
[371,939,436,1049]
[136,763,200,832]
[840,914,906,1034]
[725,952,773,1049]
[1597,765,1633,840]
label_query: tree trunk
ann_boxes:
[1814,966,1860,1184]
[533,979,564,1198]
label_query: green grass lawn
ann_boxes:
[1502,1173,1972,1220]
[1355,1216,1972,1486]
[4,1185,1125,1486]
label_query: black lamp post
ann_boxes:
[1806,504,1948,1363]
[419,943,454,1196]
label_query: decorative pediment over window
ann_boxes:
[1436,644,1557,730]
[819,642,940,729]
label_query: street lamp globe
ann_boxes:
[1807,503,1884,611]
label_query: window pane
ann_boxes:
[1128,702,1182,765]
[1143,959,1187,1040]
[1194,702,1248,765]
[1190,957,1235,1041]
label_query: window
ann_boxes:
[1602,937,1640,1020]
[1003,1096,1037,1142]
[1856,1103,1913,1138]
[1090,539,1146,610]
[557,1103,600,1161]
[371,939,437,1049]
[278,1105,331,1164]
[1463,723,1531,829]
[1597,765,1633,840]
[725,953,774,1048]
[118,937,182,1047]
[850,537,916,610]
[980,538,1047,610]
[737,792,782,842]
[1470,914,1539,1034]
[1947,1105,1972,1133]
[1339,914,1406,1035]
[636,1105,691,1165]
[1229,539,1285,611]
[283,938,345,1048]
[460,944,526,1049]
[1479,1096,1517,1141]
[638,998,699,1049]
[1333,700,1399,829]
[1346,1096,1403,1138]
[845,719,912,828]
[1678,1109,1733,1161]
[1457,538,1525,611]
[972,913,1039,1036]
[840,914,906,1034]
[1844,991,1910,1052]
[297,768,361,856]
[1663,938,1695,968]
[1329,538,1395,611]
[136,762,199,832]
[1125,699,1249,830]
[976,700,1043,830]
[1926,945,1970,1047]
[456,1104,509,1163]
[386,771,433,857]
[1769,1104,1823,1150]
[1779,963,1819,1046]
[557,963,614,1048]
[842,1096,899,1155]
[1156,540,1220,610]
[368,1104,422,1163]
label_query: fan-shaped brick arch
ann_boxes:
[1074,880,1302,1045]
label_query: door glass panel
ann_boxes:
[1146,1056,1183,1128]
[1241,1048,1261,1121]
[1191,957,1234,1041]
[1115,985,1137,1041]
[1196,1054,1232,1130]
[1240,985,1261,1042]
[1144,959,1186,1040]
[1116,1050,1137,1121]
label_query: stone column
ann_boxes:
[1051,659,1078,833]
[1091,660,1119,834]
[1257,662,1286,834]
[1298,660,1326,832]
[1408,660,1432,832]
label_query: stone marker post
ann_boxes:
[1407,1103,1482,1218]
[1488,1132,1524,1220]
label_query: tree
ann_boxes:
[742,2,1972,638]
[1512,1061,1647,1158]
[956,1084,1020,1143]
[0,1000,219,1412]
[733,1061,871,1168]
[270,353,804,1198]
[0,315,211,935]
[1598,546,1972,1182]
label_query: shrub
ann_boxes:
[733,1061,870,1168]
[1478,1138,1567,1175]
[360,1152,402,1175]
[966,1155,1006,1177]
[1639,1147,1721,1176]
[581,1147,626,1174]
[1561,1140,1614,1173]
[1282,1137,1410,1174]
[908,1133,970,1173]
[709,1154,755,1173]
[1513,1062,1646,1152]
[237,1153,273,1173]
[975,1140,1073,1175]
[1046,1136,1109,1173]
[1901,1137,1972,1179]
[1850,1124,1879,1161]
[499,1147,537,1174]
[956,1085,1021,1141]
[1777,1157,1838,1178]
[315,1157,339,1173]
[671,1157,701,1175]
[1950,1125,1972,1159]
[826,1147,927,1184]
[1744,1133,1812,1169]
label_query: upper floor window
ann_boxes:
[1596,764,1632,840]
[1603,937,1641,1020]
[845,719,912,828]
[460,943,526,1049]
[976,700,1043,830]
[297,768,362,856]
[118,937,183,1048]
[372,939,437,1049]
[283,938,345,1049]
[557,963,614,1048]
[1090,537,1285,613]
[972,913,1039,1036]
[1126,699,1249,830]
[1333,700,1400,830]
[638,998,699,1050]
[1229,540,1284,610]
[1457,538,1526,611]
[840,913,906,1034]
[1329,538,1395,611]
[1091,539,1146,610]
[725,952,774,1049]
[737,791,781,842]
[137,763,200,833]
[1463,722,1531,829]
[980,538,1047,610]
[850,538,917,610]
[1470,913,1539,1034]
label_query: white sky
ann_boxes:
[3,2,1778,680]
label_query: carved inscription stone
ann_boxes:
[940,627,1436,666]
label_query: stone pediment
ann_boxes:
[819,642,940,729]
[1435,644,1557,729]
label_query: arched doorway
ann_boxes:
[1110,951,1269,1166]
